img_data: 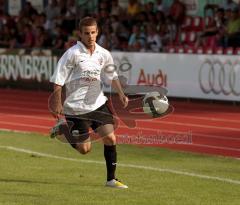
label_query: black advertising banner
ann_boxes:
[0,48,63,90]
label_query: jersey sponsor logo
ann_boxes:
[98,58,103,66]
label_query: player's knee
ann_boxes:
[75,144,91,155]
[103,134,116,145]
[77,147,91,155]
[79,149,90,155]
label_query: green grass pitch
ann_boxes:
[0,131,239,205]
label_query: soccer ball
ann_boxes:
[142,92,169,117]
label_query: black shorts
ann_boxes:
[65,103,115,145]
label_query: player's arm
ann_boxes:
[50,84,63,119]
[49,49,74,118]
[111,79,128,108]
[104,51,128,107]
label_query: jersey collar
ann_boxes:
[77,41,100,54]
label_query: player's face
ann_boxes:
[79,26,98,48]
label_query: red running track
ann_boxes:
[0,89,239,158]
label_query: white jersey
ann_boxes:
[50,41,118,115]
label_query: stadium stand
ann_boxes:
[0,0,240,54]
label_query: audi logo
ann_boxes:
[199,60,240,96]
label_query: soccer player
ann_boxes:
[50,17,129,189]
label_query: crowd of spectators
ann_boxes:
[0,0,240,53]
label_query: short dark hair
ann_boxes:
[79,17,98,31]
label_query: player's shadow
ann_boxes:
[0,178,79,186]
[1,192,42,198]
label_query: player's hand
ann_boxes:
[119,94,129,108]
[51,104,63,120]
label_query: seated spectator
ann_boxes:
[31,13,42,28]
[128,24,146,51]
[127,0,141,17]
[57,0,67,25]
[97,25,108,49]
[157,15,177,47]
[33,26,50,48]
[64,35,77,49]
[98,0,110,12]
[22,24,34,48]
[144,2,155,14]
[225,7,233,20]
[111,14,130,42]
[196,8,226,48]
[147,12,157,25]
[110,15,120,33]
[61,0,76,33]
[0,11,16,40]
[219,0,238,11]
[40,13,49,31]
[97,9,110,27]
[98,25,120,51]
[165,16,177,46]
[17,9,32,29]
[0,9,4,31]
[0,25,13,47]
[155,0,166,13]
[110,15,130,46]
[111,0,124,16]
[204,4,218,17]
[52,25,67,49]
[204,0,238,17]
[134,11,148,31]
[0,0,3,14]
[31,13,48,32]
[156,11,166,31]
[44,0,60,31]
[219,8,240,48]
[146,23,162,52]
[169,0,186,26]
[21,1,38,19]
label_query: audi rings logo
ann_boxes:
[199,59,240,96]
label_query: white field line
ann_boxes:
[0,121,240,151]
[0,145,239,185]
[0,126,239,153]
[0,128,42,135]
[0,106,239,132]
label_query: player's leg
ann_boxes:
[75,139,91,155]
[97,124,128,188]
[93,105,117,182]
[51,117,91,154]
[92,103,128,188]
[65,115,92,154]
[97,124,116,180]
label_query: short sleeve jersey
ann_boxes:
[50,41,118,115]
